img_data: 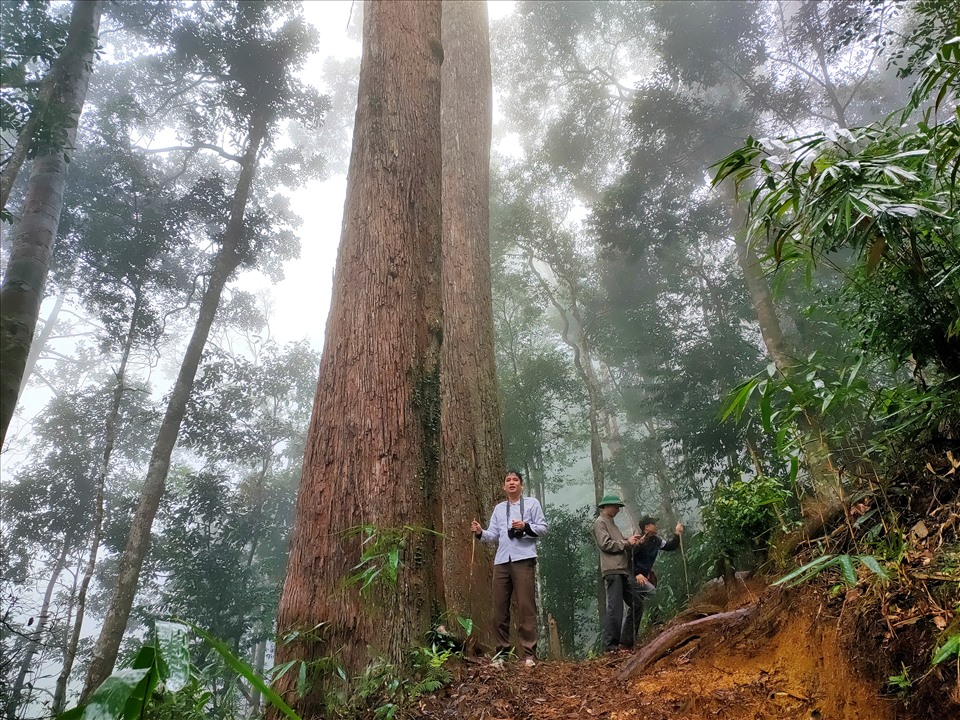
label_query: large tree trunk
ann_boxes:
[80,118,266,701]
[438,0,501,646]
[271,2,443,714]
[0,0,102,449]
[53,294,141,713]
[5,538,71,720]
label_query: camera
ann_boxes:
[508,527,524,539]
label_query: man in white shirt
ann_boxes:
[471,470,549,666]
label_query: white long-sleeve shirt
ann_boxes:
[478,496,549,565]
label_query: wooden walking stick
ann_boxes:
[678,521,690,601]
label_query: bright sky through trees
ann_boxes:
[252,1,516,349]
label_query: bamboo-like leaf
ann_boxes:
[191,624,302,720]
[720,376,762,421]
[846,355,864,387]
[296,661,308,698]
[932,633,960,666]
[838,555,857,587]
[772,554,836,586]
[856,554,891,580]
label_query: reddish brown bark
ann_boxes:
[438,0,502,645]
[272,1,443,713]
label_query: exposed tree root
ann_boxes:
[618,605,757,681]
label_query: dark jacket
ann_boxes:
[631,533,680,578]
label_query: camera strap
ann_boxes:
[503,496,525,525]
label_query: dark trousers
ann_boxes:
[603,573,646,650]
[492,558,537,658]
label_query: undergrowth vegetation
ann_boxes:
[707,16,960,710]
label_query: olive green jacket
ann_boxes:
[593,513,631,577]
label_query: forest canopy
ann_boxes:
[1,1,957,719]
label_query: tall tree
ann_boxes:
[438,0,502,643]
[0,0,102,448]
[81,2,322,697]
[273,0,443,712]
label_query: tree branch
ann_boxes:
[136,144,243,163]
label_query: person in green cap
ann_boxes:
[592,494,643,653]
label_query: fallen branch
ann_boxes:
[619,606,757,681]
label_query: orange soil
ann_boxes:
[416,579,903,720]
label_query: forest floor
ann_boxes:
[415,574,951,720]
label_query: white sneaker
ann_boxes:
[524,657,536,667]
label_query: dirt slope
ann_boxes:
[414,578,930,720]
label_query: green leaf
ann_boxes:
[387,546,400,581]
[296,660,308,698]
[457,616,474,637]
[856,554,890,580]
[80,668,149,720]
[932,634,960,666]
[846,355,863,387]
[156,621,190,692]
[773,554,835,587]
[191,624,302,720]
[121,646,160,720]
[838,554,857,587]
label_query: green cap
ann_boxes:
[598,494,625,508]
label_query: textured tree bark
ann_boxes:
[0,0,102,449]
[272,2,443,714]
[80,117,266,701]
[438,0,502,646]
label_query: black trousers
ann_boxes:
[603,573,646,650]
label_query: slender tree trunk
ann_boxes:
[728,190,836,501]
[247,634,267,719]
[5,538,71,720]
[19,280,69,395]
[80,118,266,700]
[438,0,501,644]
[0,0,102,448]
[525,257,605,502]
[53,294,142,713]
[595,362,641,530]
[272,2,443,714]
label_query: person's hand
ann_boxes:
[636,573,647,584]
[627,534,640,546]
[471,520,483,534]
[511,519,525,530]
[675,521,684,535]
